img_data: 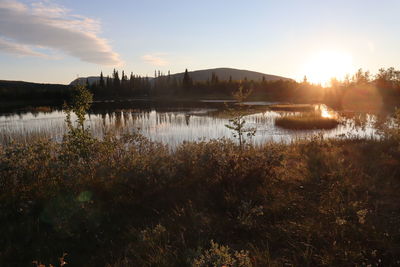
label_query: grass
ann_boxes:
[27,106,54,113]
[268,104,315,112]
[210,105,269,118]
[275,112,340,129]
[1,132,400,266]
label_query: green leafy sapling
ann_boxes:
[225,86,257,150]
[63,85,94,159]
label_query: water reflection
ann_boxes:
[317,104,336,119]
[0,101,385,146]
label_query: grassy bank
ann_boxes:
[275,113,340,130]
[1,133,400,266]
[268,104,315,112]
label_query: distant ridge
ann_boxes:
[168,68,291,82]
[70,76,105,86]
[0,80,70,103]
[0,80,68,91]
[70,68,291,85]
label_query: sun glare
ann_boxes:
[301,51,355,86]
[319,105,334,118]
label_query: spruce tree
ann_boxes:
[113,70,120,89]
[182,69,192,91]
[99,71,105,88]
[130,72,135,93]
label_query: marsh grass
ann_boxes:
[27,106,54,113]
[268,104,315,112]
[275,112,340,129]
[210,107,266,119]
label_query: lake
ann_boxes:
[0,100,385,146]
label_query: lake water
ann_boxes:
[0,100,384,146]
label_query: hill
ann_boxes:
[69,76,108,86]
[69,68,291,85]
[169,68,291,82]
[0,80,70,100]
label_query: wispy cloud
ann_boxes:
[142,54,168,66]
[0,0,122,65]
[0,37,48,57]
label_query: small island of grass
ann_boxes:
[268,104,315,112]
[275,113,339,129]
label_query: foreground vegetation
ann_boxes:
[1,130,400,266]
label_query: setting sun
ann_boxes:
[301,51,355,86]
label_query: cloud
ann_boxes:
[0,0,122,65]
[142,54,168,66]
[0,37,48,57]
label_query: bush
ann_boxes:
[193,240,252,267]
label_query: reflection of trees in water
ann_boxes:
[185,115,190,126]
[123,111,130,126]
[374,113,390,135]
[353,113,368,131]
[338,112,387,134]
[168,113,172,124]
[114,111,122,129]
[252,112,276,124]
[101,113,107,127]
[0,105,389,145]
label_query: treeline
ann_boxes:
[1,67,399,110]
[88,68,299,99]
[322,68,400,109]
[89,70,152,98]
[87,67,400,109]
[0,80,70,101]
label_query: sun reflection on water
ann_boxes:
[317,104,335,119]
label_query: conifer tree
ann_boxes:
[182,69,192,90]
[113,70,120,89]
[99,71,105,88]
[129,72,135,93]
[121,70,127,85]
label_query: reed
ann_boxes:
[275,112,339,129]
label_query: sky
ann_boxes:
[0,0,399,84]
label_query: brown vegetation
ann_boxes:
[275,112,340,129]
[268,104,315,112]
[1,131,400,266]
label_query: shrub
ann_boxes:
[192,240,252,267]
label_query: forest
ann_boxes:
[88,68,400,110]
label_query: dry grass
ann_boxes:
[1,133,400,266]
[275,112,339,129]
[268,104,315,112]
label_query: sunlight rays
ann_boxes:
[301,51,355,86]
